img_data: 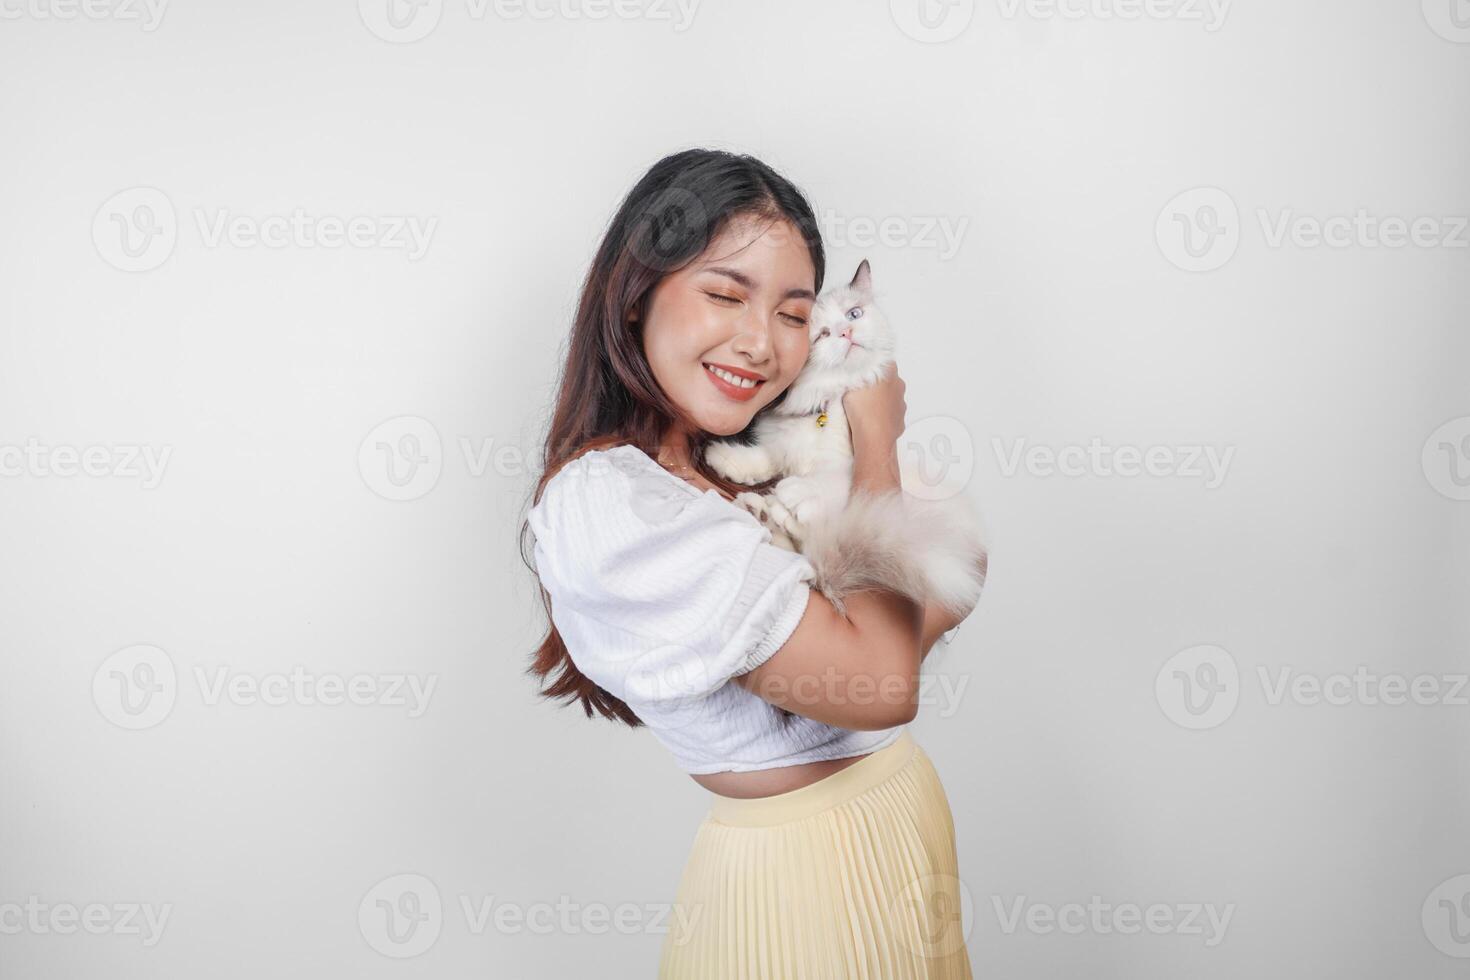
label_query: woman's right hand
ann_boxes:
[842,361,908,451]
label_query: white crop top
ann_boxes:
[527,443,905,774]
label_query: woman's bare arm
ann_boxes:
[732,385,927,730]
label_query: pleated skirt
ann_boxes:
[658,730,973,979]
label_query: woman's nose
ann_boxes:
[732,313,775,358]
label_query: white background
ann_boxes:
[2,0,1468,976]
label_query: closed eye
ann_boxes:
[779,312,809,326]
[704,291,741,305]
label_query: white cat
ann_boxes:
[705,259,988,619]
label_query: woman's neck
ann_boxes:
[657,426,694,470]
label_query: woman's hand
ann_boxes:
[842,361,907,452]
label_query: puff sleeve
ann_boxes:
[527,448,816,706]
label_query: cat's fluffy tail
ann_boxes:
[798,489,988,620]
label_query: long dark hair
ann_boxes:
[521,148,827,727]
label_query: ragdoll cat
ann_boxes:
[704,259,988,619]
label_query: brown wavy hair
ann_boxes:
[520,148,827,727]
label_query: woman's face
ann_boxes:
[638,215,816,439]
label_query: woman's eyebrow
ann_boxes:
[702,265,815,302]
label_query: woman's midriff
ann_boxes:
[690,752,873,799]
[671,480,876,799]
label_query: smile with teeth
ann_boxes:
[704,364,763,389]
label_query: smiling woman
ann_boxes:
[522,149,975,978]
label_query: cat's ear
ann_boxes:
[849,259,872,292]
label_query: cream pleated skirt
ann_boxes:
[658,730,973,979]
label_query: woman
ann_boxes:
[523,148,980,978]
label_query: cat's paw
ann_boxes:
[763,496,805,542]
[734,492,802,552]
[733,491,770,523]
[705,441,775,485]
[772,475,830,527]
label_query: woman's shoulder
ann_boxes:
[529,442,710,541]
[535,443,663,509]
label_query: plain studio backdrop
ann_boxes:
[1,0,1467,977]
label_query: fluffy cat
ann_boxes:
[705,259,988,619]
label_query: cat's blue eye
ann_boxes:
[846,307,864,320]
